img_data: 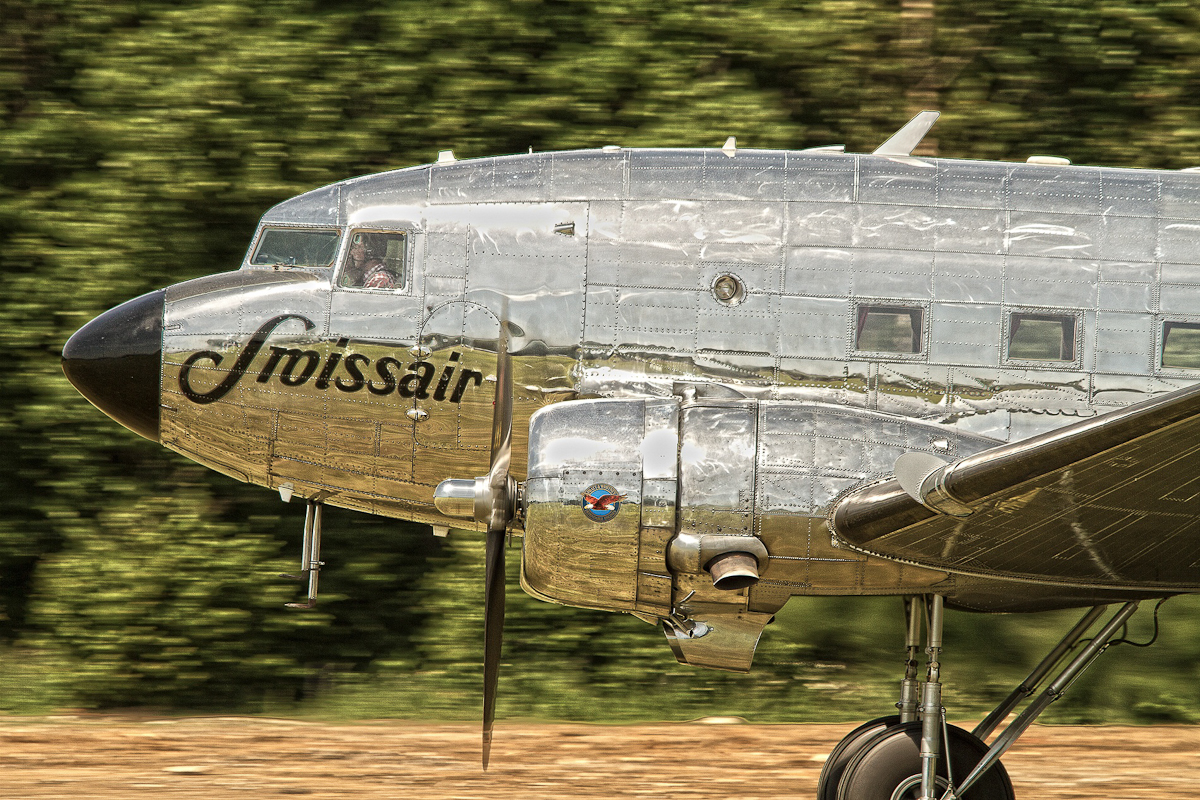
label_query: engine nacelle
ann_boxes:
[520,392,1000,671]
[521,397,682,617]
[521,395,777,672]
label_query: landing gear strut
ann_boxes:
[815,597,1143,800]
[280,499,324,609]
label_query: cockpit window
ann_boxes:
[250,227,341,268]
[339,230,408,290]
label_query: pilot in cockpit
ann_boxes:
[341,232,399,289]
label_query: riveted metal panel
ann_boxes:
[928,303,1001,366]
[679,402,756,537]
[1004,257,1099,308]
[640,397,679,531]
[636,571,672,610]
[1097,281,1154,313]
[490,153,550,203]
[933,207,1007,255]
[549,150,625,201]
[1100,260,1157,283]
[701,151,788,201]
[854,251,935,300]
[342,167,430,213]
[1160,261,1200,285]
[788,154,856,203]
[1159,173,1200,221]
[936,160,1009,210]
[1007,211,1102,259]
[777,296,849,360]
[627,150,705,200]
[1095,311,1155,374]
[1159,284,1200,314]
[787,201,856,247]
[855,204,938,251]
[613,287,700,352]
[1102,215,1158,261]
[428,160,494,205]
[641,480,677,529]
[703,201,784,244]
[784,247,854,297]
[859,157,937,205]
[1008,165,1102,214]
[1101,169,1159,217]
[695,292,777,355]
[262,184,342,226]
[1158,221,1200,264]
[620,199,703,245]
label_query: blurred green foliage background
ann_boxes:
[5,0,1200,725]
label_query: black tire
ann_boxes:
[837,722,1015,800]
[816,715,901,800]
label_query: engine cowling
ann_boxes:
[522,397,681,615]
[521,395,776,672]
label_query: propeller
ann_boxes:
[432,316,518,770]
[481,320,514,769]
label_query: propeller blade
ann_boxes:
[486,321,513,516]
[481,525,505,769]
[482,311,513,770]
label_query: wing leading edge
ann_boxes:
[831,381,1200,591]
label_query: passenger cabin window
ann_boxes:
[339,230,407,291]
[1007,313,1076,362]
[250,227,340,268]
[1162,321,1200,369]
[855,305,923,354]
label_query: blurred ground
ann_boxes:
[1,715,1197,799]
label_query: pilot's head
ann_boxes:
[349,233,376,263]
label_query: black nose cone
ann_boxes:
[62,289,165,442]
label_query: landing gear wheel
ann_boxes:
[836,722,1014,800]
[817,715,901,800]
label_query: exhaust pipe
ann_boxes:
[706,551,760,590]
[667,532,769,591]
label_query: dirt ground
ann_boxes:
[1,715,1197,799]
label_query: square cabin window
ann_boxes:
[339,230,408,290]
[1162,322,1200,370]
[855,305,924,354]
[1007,313,1076,362]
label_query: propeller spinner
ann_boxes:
[433,324,518,770]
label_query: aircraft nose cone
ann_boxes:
[62,289,165,442]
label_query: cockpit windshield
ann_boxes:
[250,227,341,268]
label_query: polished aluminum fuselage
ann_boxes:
[159,147,1200,623]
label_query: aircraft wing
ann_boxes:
[831,381,1200,591]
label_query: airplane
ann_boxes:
[60,109,1200,799]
